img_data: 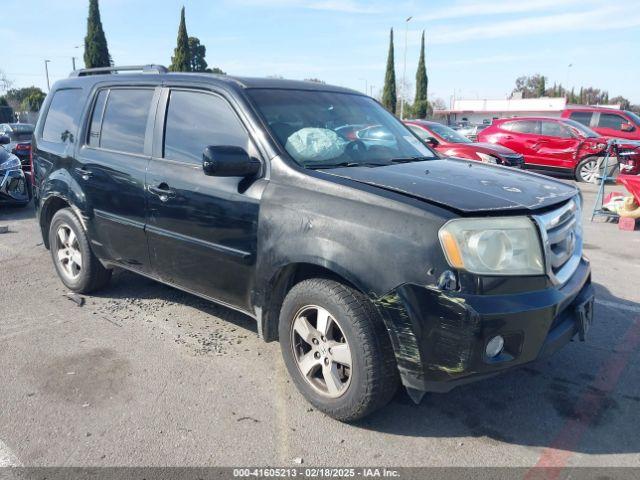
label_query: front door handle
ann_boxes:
[148,183,176,202]
[74,167,92,180]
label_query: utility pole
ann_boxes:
[400,16,412,120]
[44,60,51,92]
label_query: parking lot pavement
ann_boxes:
[0,182,639,468]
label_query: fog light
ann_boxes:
[485,335,504,358]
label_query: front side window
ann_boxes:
[598,113,627,130]
[42,89,83,144]
[164,90,250,164]
[502,120,539,134]
[99,89,153,154]
[247,89,437,168]
[569,111,593,126]
[541,121,572,138]
[427,123,472,143]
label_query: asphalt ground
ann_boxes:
[0,181,639,470]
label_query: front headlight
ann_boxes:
[438,217,544,275]
[476,152,499,164]
[0,156,21,171]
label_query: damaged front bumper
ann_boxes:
[0,168,30,205]
[375,257,593,395]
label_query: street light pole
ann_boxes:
[72,57,77,70]
[44,60,51,92]
[400,16,412,120]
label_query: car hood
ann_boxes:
[321,159,578,213]
[471,142,518,155]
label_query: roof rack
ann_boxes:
[69,64,168,78]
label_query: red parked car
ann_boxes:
[404,120,525,167]
[561,107,640,141]
[478,117,640,182]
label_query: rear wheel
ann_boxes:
[49,208,111,293]
[279,278,399,422]
[576,156,600,183]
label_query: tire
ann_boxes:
[575,156,600,183]
[279,278,399,422]
[49,208,111,293]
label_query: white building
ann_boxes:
[433,97,623,125]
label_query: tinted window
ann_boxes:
[100,89,153,154]
[42,89,83,144]
[164,90,249,163]
[598,113,626,130]
[88,90,108,147]
[569,111,592,126]
[502,120,538,134]
[541,121,572,138]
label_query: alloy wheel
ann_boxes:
[55,224,82,280]
[580,160,599,183]
[290,305,352,398]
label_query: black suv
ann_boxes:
[33,65,594,421]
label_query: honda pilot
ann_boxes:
[33,65,595,421]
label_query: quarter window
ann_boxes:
[98,89,154,154]
[541,121,572,138]
[42,89,83,144]
[598,113,626,130]
[87,90,108,147]
[163,90,250,164]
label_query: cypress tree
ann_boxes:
[170,7,191,72]
[83,0,111,68]
[381,28,397,114]
[536,76,546,97]
[414,31,428,119]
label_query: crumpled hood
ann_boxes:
[471,142,518,155]
[322,159,578,213]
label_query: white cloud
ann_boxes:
[427,6,640,44]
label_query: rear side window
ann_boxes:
[569,111,592,126]
[42,89,83,144]
[541,121,572,138]
[98,89,154,154]
[598,113,626,130]
[163,90,249,164]
[502,120,539,134]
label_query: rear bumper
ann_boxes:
[0,169,30,205]
[376,257,593,393]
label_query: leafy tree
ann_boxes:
[0,70,12,93]
[5,87,46,111]
[188,37,208,72]
[170,7,191,72]
[513,74,546,98]
[84,0,111,68]
[21,90,46,111]
[536,76,546,97]
[413,30,428,119]
[610,96,631,110]
[381,28,397,114]
[0,96,8,107]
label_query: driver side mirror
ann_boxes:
[621,123,635,132]
[202,145,261,177]
[425,136,439,147]
[0,135,9,145]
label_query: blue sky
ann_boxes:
[1,0,639,104]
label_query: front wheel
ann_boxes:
[575,156,600,183]
[279,278,399,422]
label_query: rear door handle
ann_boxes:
[75,167,92,180]
[148,182,176,202]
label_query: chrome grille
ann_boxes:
[533,198,582,285]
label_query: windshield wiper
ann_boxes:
[390,156,433,163]
[307,161,387,169]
